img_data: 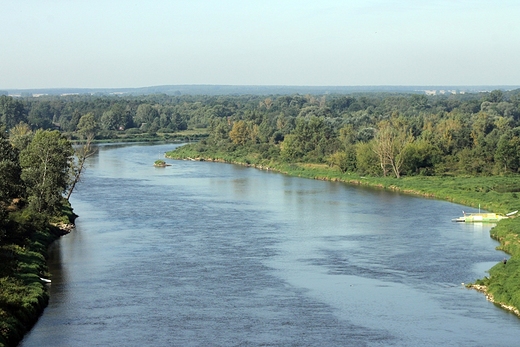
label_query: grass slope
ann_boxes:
[0,204,75,347]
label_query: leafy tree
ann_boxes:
[209,119,231,145]
[134,104,159,128]
[19,130,74,214]
[327,149,356,173]
[287,116,337,162]
[0,131,24,204]
[280,134,302,161]
[229,120,250,145]
[373,117,414,178]
[486,89,504,103]
[66,134,96,200]
[401,139,440,175]
[27,101,54,129]
[495,129,520,173]
[9,122,33,151]
[100,110,119,130]
[77,112,98,139]
[355,141,379,176]
[0,129,24,243]
[0,96,26,130]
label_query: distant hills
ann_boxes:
[3,84,520,97]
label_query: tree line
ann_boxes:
[2,89,520,180]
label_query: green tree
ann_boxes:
[355,141,379,176]
[280,134,302,161]
[27,101,54,129]
[9,122,33,151]
[134,104,159,129]
[327,148,356,173]
[19,130,74,214]
[66,134,95,200]
[401,139,440,175]
[495,129,520,173]
[0,129,24,243]
[0,96,26,130]
[373,118,414,178]
[100,110,119,130]
[288,116,337,162]
[229,120,250,145]
[77,112,98,139]
[0,131,24,204]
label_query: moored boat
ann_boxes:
[452,210,518,223]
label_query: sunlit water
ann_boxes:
[20,143,520,347]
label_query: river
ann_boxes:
[20,143,520,346]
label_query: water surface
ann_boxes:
[21,143,520,346]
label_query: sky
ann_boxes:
[1,0,520,89]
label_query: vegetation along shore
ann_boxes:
[2,88,520,346]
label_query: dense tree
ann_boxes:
[0,129,24,242]
[229,120,250,145]
[0,131,24,204]
[134,104,159,129]
[100,110,119,130]
[495,129,520,173]
[0,96,26,130]
[27,101,54,129]
[77,112,98,139]
[7,89,520,179]
[355,141,379,176]
[9,122,33,151]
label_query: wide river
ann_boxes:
[21,143,520,346]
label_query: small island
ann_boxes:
[153,159,171,167]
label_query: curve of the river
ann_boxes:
[21,143,520,347]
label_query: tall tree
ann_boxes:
[9,122,33,151]
[229,120,250,145]
[0,129,24,243]
[66,133,96,200]
[77,112,98,139]
[373,117,414,178]
[495,129,520,173]
[19,130,74,214]
[0,95,26,130]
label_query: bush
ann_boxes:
[125,128,141,135]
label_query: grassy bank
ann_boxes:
[0,204,75,347]
[167,143,520,316]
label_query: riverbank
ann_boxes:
[166,145,520,318]
[0,205,76,347]
[69,129,209,145]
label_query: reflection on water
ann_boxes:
[21,143,520,347]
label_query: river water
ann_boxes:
[20,143,520,347]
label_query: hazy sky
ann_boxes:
[1,0,519,89]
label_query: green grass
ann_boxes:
[0,203,74,347]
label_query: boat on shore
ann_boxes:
[452,210,518,223]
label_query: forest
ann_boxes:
[2,89,520,177]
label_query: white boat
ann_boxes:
[452,210,517,223]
